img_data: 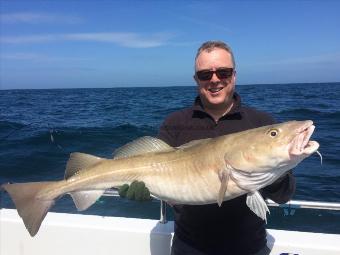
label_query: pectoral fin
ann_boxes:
[217,167,230,207]
[246,191,270,222]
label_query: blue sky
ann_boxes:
[1,0,340,89]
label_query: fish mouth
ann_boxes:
[289,120,319,157]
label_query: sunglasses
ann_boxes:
[195,68,234,81]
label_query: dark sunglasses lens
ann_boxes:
[196,71,213,81]
[196,68,233,81]
[216,69,233,79]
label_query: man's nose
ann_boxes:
[210,72,220,82]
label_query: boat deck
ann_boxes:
[1,208,340,255]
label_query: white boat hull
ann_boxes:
[1,208,340,255]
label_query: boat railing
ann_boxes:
[2,188,340,224]
[103,189,340,224]
[103,189,169,223]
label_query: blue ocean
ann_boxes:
[1,83,339,234]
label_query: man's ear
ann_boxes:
[232,71,237,83]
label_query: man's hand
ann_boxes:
[118,181,151,201]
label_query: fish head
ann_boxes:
[225,120,319,173]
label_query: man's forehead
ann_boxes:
[195,48,233,69]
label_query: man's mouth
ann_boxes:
[208,87,224,93]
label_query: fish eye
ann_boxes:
[267,129,279,138]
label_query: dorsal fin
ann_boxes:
[113,136,173,159]
[65,152,103,179]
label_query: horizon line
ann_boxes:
[1,81,340,91]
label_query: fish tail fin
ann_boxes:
[1,181,57,237]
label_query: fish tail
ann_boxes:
[1,181,57,237]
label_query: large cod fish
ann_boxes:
[2,120,319,237]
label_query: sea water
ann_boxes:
[1,83,339,233]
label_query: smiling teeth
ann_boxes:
[209,88,223,93]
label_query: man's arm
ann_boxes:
[157,114,178,146]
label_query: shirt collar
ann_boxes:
[192,92,242,118]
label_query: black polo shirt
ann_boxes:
[158,92,296,254]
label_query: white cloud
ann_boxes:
[0,12,82,24]
[1,52,88,62]
[0,32,175,48]
[1,35,57,44]
[1,53,44,60]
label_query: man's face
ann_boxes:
[194,48,236,110]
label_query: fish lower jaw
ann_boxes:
[303,141,319,154]
[289,141,319,159]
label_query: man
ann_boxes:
[121,41,295,255]
[157,41,295,255]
